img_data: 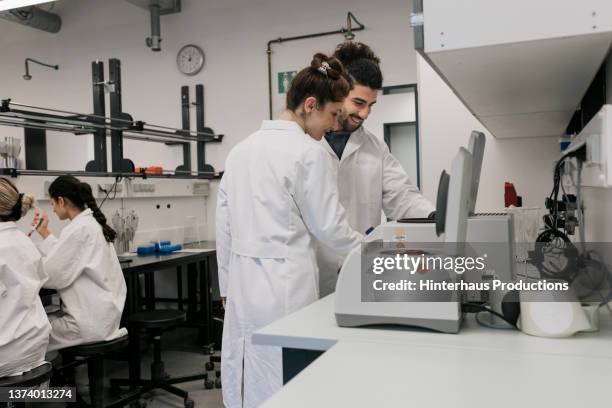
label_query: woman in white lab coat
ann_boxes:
[0,178,50,378]
[33,175,127,351]
[216,53,363,408]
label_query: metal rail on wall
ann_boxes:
[0,101,222,143]
[0,57,225,179]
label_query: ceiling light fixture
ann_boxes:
[0,0,57,12]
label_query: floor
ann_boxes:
[32,328,224,408]
[103,349,224,408]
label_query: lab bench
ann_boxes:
[120,241,219,348]
[252,294,612,407]
[41,241,221,348]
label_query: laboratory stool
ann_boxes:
[59,334,129,408]
[0,362,53,408]
[109,310,209,408]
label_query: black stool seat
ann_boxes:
[0,362,53,387]
[63,334,129,356]
[128,310,186,329]
[54,335,129,408]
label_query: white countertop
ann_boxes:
[253,294,612,407]
[253,294,612,359]
[262,339,611,408]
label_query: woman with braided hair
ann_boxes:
[0,178,50,377]
[32,175,127,351]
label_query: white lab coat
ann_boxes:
[38,209,127,351]
[317,126,436,296]
[0,222,51,378]
[216,120,362,408]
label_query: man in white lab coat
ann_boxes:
[318,42,436,296]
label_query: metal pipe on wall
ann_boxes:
[266,11,365,119]
[147,4,162,51]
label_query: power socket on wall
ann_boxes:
[192,182,210,196]
[133,183,156,193]
[98,183,123,193]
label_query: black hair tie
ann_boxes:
[10,193,24,221]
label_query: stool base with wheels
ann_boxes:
[110,310,209,408]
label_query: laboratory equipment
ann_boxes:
[113,209,139,254]
[368,132,514,296]
[183,215,199,244]
[137,241,182,256]
[137,245,156,256]
[0,136,21,168]
[27,209,42,237]
[335,131,517,332]
[518,286,597,338]
[125,210,139,250]
[335,146,473,333]
[158,243,182,254]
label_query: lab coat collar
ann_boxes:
[73,208,93,222]
[333,127,366,163]
[321,135,337,158]
[0,221,17,232]
[260,120,305,134]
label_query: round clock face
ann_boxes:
[177,44,205,76]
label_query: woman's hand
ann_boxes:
[33,212,50,239]
[222,297,227,310]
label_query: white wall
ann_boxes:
[417,55,560,212]
[367,89,417,137]
[1,0,567,240]
[388,123,419,186]
[12,175,210,249]
[0,0,420,239]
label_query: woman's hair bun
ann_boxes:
[20,193,36,217]
[310,52,343,80]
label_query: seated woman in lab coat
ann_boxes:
[0,178,50,378]
[33,175,127,351]
[217,53,363,408]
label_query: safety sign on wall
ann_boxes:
[277,71,297,94]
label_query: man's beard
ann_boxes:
[340,114,363,132]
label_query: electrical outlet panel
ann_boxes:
[98,183,123,193]
[133,183,156,193]
[193,181,210,196]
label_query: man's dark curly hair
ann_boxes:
[333,42,383,90]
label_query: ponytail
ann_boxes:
[77,182,117,243]
[48,175,117,243]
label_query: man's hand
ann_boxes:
[221,297,227,310]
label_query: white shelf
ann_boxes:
[415,0,612,138]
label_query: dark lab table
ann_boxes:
[119,242,219,386]
[120,241,218,348]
